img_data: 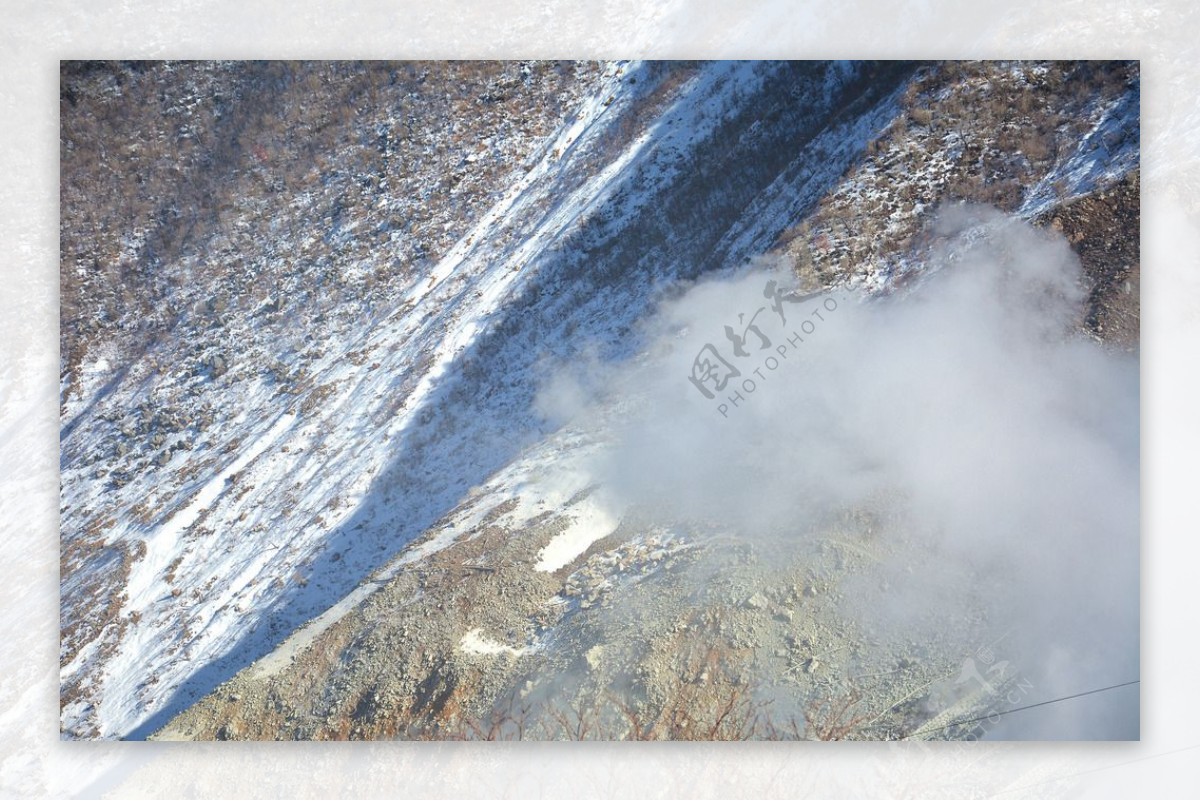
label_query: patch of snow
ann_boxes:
[123,412,297,608]
[535,497,621,572]
[1020,88,1140,217]
[459,628,527,657]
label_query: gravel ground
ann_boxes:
[152,488,1009,740]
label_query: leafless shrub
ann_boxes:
[1020,131,1053,163]
[802,688,871,740]
[908,107,933,127]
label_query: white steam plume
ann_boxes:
[537,205,1138,739]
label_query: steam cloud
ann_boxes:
[536,205,1139,739]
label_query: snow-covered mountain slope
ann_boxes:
[60,60,1140,740]
[60,60,919,739]
[771,62,1140,303]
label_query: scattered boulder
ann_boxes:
[585,645,606,672]
[745,592,769,610]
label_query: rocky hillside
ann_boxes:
[59,60,1139,740]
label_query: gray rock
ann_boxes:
[585,645,605,672]
[745,592,769,610]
